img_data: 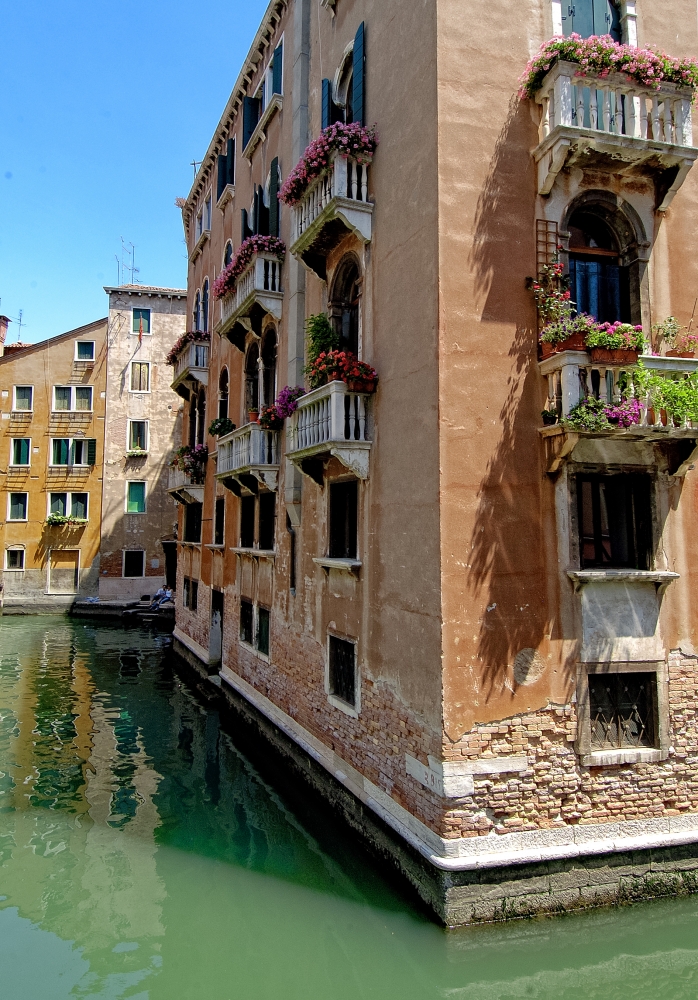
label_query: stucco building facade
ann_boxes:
[171,0,698,923]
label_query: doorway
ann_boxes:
[49,550,80,594]
[210,589,224,664]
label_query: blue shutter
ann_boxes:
[217,153,227,200]
[20,439,29,465]
[241,208,252,243]
[243,96,260,148]
[352,22,365,126]
[227,138,236,186]
[322,79,332,130]
[269,157,279,237]
[272,43,283,95]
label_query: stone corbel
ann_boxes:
[330,446,370,480]
[537,137,571,196]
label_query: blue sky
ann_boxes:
[0,0,269,344]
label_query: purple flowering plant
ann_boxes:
[280,122,378,207]
[274,385,306,418]
[212,236,286,300]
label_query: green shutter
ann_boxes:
[241,208,251,243]
[322,79,332,130]
[127,482,146,513]
[217,153,227,200]
[269,157,279,237]
[272,43,283,95]
[71,493,88,519]
[13,439,29,465]
[352,22,365,126]
[10,493,27,520]
[53,439,69,465]
[86,439,97,466]
[227,138,236,186]
[242,96,260,148]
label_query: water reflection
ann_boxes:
[3,617,698,999]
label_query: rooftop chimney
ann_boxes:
[0,316,10,358]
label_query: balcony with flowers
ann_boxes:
[213,412,282,495]
[167,331,210,399]
[521,36,698,206]
[213,236,285,350]
[167,445,208,504]
[281,122,378,280]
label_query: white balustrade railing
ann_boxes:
[219,253,283,328]
[537,61,694,148]
[216,423,280,475]
[287,381,370,453]
[168,466,205,491]
[292,152,371,244]
[173,343,209,384]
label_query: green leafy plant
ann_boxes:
[208,417,236,437]
[585,322,645,351]
[633,361,698,424]
[305,314,339,368]
[539,312,596,345]
[652,317,698,354]
[563,396,612,432]
[45,514,88,527]
[527,257,572,326]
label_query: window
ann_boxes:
[204,196,212,232]
[329,480,358,559]
[202,279,209,333]
[217,138,236,202]
[588,672,658,750]
[258,492,276,551]
[245,343,259,413]
[126,481,146,513]
[218,368,229,420]
[569,209,630,324]
[577,474,652,570]
[8,493,28,521]
[5,549,24,570]
[194,290,201,331]
[183,577,190,607]
[214,497,225,546]
[49,492,88,519]
[50,493,67,516]
[562,0,621,41]
[183,576,200,611]
[130,362,150,392]
[51,438,96,466]
[75,341,95,361]
[240,599,254,644]
[184,502,203,543]
[123,550,145,577]
[329,636,356,707]
[71,493,88,519]
[240,496,255,548]
[223,241,233,267]
[256,607,270,655]
[52,386,93,411]
[195,210,203,241]
[261,327,277,409]
[13,386,32,411]
[128,420,148,452]
[52,439,70,465]
[329,257,360,356]
[11,439,30,466]
[132,309,151,335]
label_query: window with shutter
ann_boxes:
[50,493,67,516]
[8,493,28,521]
[202,280,210,332]
[256,607,270,655]
[76,341,95,360]
[329,635,356,707]
[71,493,88,519]
[52,439,70,465]
[11,439,30,466]
[132,309,151,334]
[227,138,236,186]
[129,421,148,451]
[352,22,365,127]
[86,439,97,466]
[217,153,227,201]
[269,158,280,238]
[130,362,150,392]
[75,387,92,411]
[562,0,621,40]
[272,43,283,96]
[14,386,32,411]
[242,96,261,149]
[241,208,253,243]
[127,481,146,513]
[54,387,71,411]
[329,480,358,559]
[6,549,24,570]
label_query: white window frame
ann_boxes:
[131,307,152,337]
[7,492,28,522]
[10,437,31,468]
[5,547,25,571]
[204,193,212,232]
[47,491,90,520]
[129,360,151,393]
[50,438,90,467]
[52,386,93,413]
[195,208,203,240]
[127,419,149,453]
[125,480,147,514]
[122,549,146,578]
[12,385,33,412]
[75,340,96,361]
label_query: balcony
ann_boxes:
[167,466,205,505]
[533,61,698,208]
[286,380,372,483]
[217,253,283,349]
[214,423,281,494]
[170,342,210,399]
[290,153,373,280]
[539,351,698,474]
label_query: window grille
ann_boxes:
[536,219,559,276]
[240,599,254,644]
[588,672,658,750]
[329,635,356,707]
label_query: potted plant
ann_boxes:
[45,513,88,527]
[169,444,208,483]
[280,122,379,207]
[539,313,595,358]
[259,405,284,430]
[165,330,211,366]
[343,358,379,393]
[541,409,558,426]
[274,385,306,418]
[585,322,645,364]
[212,235,286,300]
[247,409,259,424]
[208,417,236,437]
[653,317,698,358]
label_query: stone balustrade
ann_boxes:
[167,465,205,505]
[287,380,372,480]
[215,422,280,492]
[218,254,283,338]
[171,342,209,396]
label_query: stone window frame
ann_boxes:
[5,546,25,571]
[12,385,33,412]
[10,437,31,468]
[325,631,360,719]
[576,659,669,766]
[238,597,271,662]
[7,492,28,522]
[122,549,146,579]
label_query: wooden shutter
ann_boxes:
[241,208,252,242]
[272,43,283,95]
[322,79,332,129]
[217,153,227,200]
[86,439,97,466]
[352,22,365,127]
[242,96,260,148]
[269,157,280,237]
[227,138,235,186]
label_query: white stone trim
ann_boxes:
[551,0,563,36]
[405,754,529,798]
[620,1,638,46]
[173,625,212,665]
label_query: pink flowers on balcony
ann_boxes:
[212,236,286,301]
[279,122,378,207]
[520,35,698,100]
[165,330,210,367]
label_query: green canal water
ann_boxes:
[2,618,698,998]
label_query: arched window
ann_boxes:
[202,279,209,333]
[569,208,629,324]
[336,57,354,125]
[197,390,206,445]
[224,241,233,267]
[329,256,361,356]
[218,368,229,420]
[188,391,198,447]
[261,327,277,409]
[194,290,201,331]
[562,0,621,41]
[245,343,260,415]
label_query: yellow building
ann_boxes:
[0,317,107,611]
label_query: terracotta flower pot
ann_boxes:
[666,349,696,358]
[589,347,640,365]
[346,378,377,393]
[539,332,588,358]
[248,410,259,423]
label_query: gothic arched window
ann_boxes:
[245,343,260,415]
[218,368,229,420]
[329,256,361,356]
[202,279,210,333]
[261,327,277,409]
[193,290,201,332]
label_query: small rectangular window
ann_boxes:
[329,636,356,707]
[256,607,270,655]
[50,493,68,516]
[130,362,150,392]
[75,387,93,411]
[240,496,255,548]
[129,421,148,452]
[5,549,24,570]
[577,474,652,570]
[123,550,145,577]
[258,493,276,551]
[75,341,95,361]
[52,439,70,465]
[72,440,88,465]
[13,386,32,411]
[214,497,225,546]
[11,439,30,466]
[204,196,212,231]
[240,599,254,644]
[184,502,202,543]
[8,493,28,521]
[132,309,151,334]
[190,580,199,611]
[126,482,146,513]
[54,387,71,411]
[183,577,190,608]
[329,480,358,559]
[589,672,658,750]
[71,493,88,519]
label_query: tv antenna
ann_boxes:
[118,238,141,285]
[191,159,202,180]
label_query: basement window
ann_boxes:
[240,599,254,645]
[329,635,356,708]
[588,672,658,750]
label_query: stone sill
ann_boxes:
[10,411,32,418]
[50,411,93,418]
[230,547,275,559]
[328,692,359,719]
[569,569,679,593]
[239,638,270,662]
[205,544,226,552]
[126,451,148,458]
[180,542,202,549]
[581,747,666,767]
[242,94,283,160]
[216,184,235,211]
[313,557,362,575]
[189,229,211,262]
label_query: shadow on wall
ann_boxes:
[465,96,563,706]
